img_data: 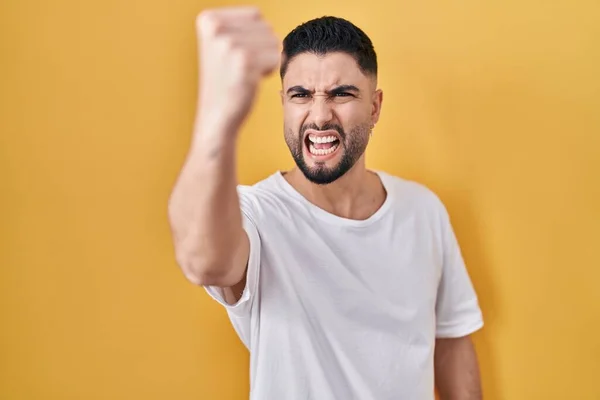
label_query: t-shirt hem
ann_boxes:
[203,285,251,317]
[435,318,484,338]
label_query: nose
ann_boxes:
[310,97,334,129]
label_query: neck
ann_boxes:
[283,160,386,220]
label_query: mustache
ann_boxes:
[300,123,346,140]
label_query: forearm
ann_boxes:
[168,7,278,287]
[168,120,246,285]
[434,336,482,400]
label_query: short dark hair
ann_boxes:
[280,16,378,79]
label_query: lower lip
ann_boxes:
[304,140,341,162]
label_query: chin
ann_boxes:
[298,158,353,185]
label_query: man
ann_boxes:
[168,7,484,400]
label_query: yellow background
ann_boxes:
[1,0,599,398]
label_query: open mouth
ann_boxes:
[305,133,341,157]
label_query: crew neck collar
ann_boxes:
[272,170,392,228]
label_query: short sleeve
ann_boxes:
[203,188,261,318]
[435,204,484,338]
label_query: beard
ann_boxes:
[284,121,371,185]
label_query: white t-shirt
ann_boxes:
[205,170,483,400]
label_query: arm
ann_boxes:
[434,198,484,398]
[167,7,279,294]
[168,123,249,288]
[434,335,482,400]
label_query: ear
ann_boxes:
[371,89,383,126]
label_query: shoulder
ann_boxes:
[236,172,296,222]
[378,171,456,242]
[377,171,447,214]
[237,172,284,203]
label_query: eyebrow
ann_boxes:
[286,85,361,95]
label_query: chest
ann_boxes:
[257,214,443,329]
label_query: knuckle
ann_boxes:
[247,7,261,19]
[196,11,223,36]
[195,10,212,28]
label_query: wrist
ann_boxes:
[195,105,247,135]
[190,119,237,161]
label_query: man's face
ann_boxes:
[281,52,382,185]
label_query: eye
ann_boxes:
[291,93,309,98]
[335,92,352,97]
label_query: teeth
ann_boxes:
[309,135,338,144]
[309,143,339,156]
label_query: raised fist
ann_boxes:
[195,7,280,132]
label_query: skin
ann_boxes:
[435,336,483,400]
[280,52,386,221]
